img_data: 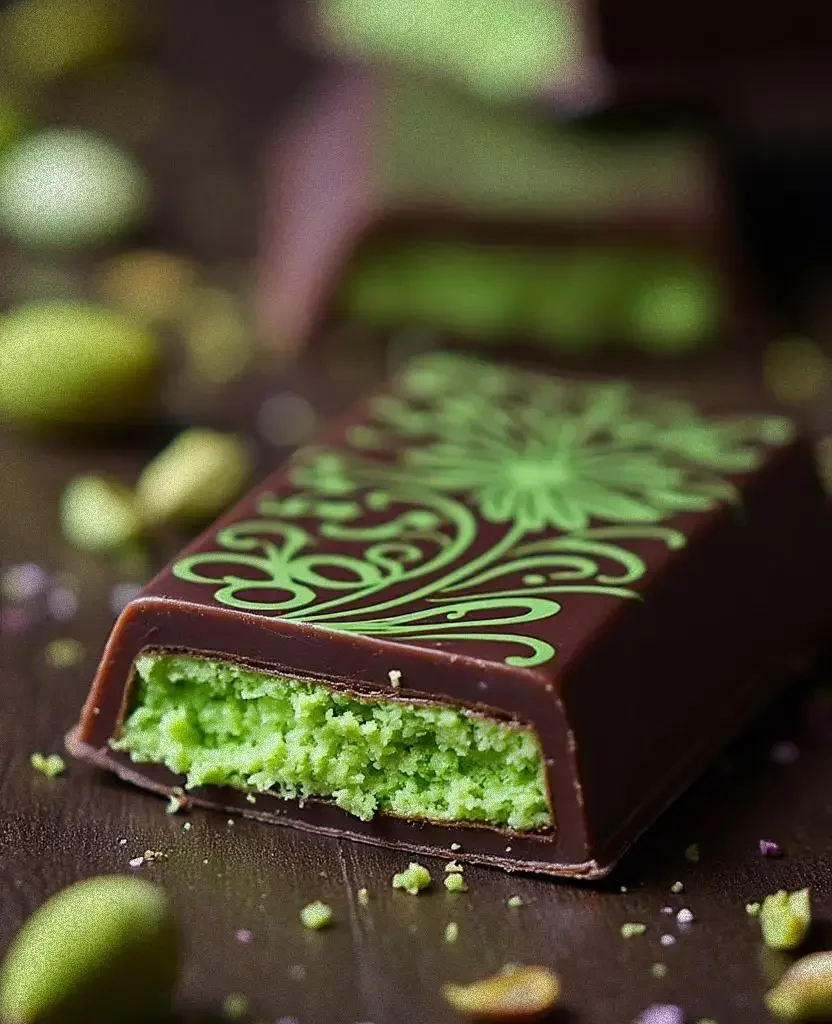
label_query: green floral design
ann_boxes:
[173,354,793,668]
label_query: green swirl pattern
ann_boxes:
[173,354,794,668]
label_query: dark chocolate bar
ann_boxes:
[68,353,832,877]
[257,69,759,357]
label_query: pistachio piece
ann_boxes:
[60,475,142,553]
[0,129,149,248]
[29,752,66,778]
[442,965,560,1020]
[0,875,179,1024]
[760,889,811,951]
[2,0,133,84]
[97,250,198,324]
[0,303,160,429]
[135,428,253,528]
[766,951,832,1021]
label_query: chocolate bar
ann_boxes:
[258,69,758,357]
[68,353,832,877]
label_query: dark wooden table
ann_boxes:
[2,388,831,1024]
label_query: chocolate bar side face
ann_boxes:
[563,438,832,863]
[72,355,826,875]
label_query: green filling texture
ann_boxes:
[114,654,552,831]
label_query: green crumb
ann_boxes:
[30,752,66,778]
[357,888,370,907]
[114,654,552,831]
[450,843,461,851]
[44,638,85,669]
[0,876,179,1024]
[650,963,668,979]
[393,863,432,896]
[135,428,253,529]
[760,889,811,951]
[165,791,185,815]
[670,881,685,894]
[620,923,647,939]
[507,896,524,909]
[444,873,468,894]
[60,475,143,554]
[746,902,762,917]
[222,992,250,1020]
[444,921,459,944]
[300,901,333,931]
[445,861,464,874]
[684,843,700,863]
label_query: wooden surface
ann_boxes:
[1,396,831,1024]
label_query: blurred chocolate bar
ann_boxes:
[258,69,759,359]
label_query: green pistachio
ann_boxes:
[760,889,811,951]
[0,303,160,429]
[442,965,561,1019]
[766,951,832,1021]
[0,129,150,248]
[0,94,26,154]
[2,0,133,84]
[0,875,179,1024]
[96,250,198,324]
[60,475,142,553]
[135,428,253,528]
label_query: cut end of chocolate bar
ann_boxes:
[111,651,554,833]
[70,354,832,877]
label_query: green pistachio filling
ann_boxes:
[114,654,552,831]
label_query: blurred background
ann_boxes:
[1,0,831,616]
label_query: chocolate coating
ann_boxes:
[69,355,832,876]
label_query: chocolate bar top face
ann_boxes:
[145,353,792,673]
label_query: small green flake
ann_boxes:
[760,889,811,950]
[445,861,464,873]
[670,881,685,894]
[507,895,524,908]
[444,921,459,943]
[450,843,461,851]
[44,638,85,669]
[745,902,762,917]
[620,922,647,939]
[222,992,250,1020]
[392,862,431,895]
[650,963,668,979]
[165,790,185,815]
[300,901,333,930]
[357,887,370,906]
[444,872,468,893]
[695,1019,718,1024]
[684,843,700,863]
[30,752,65,778]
